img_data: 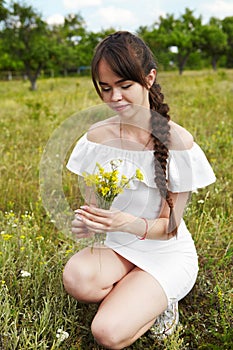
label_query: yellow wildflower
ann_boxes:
[65,249,73,255]
[136,169,144,181]
[101,187,110,196]
[82,159,144,209]
[36,235,44,240]
[1,234,13,241]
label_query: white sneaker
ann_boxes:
[150,300,179,339]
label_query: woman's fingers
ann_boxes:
[75,207,110,223]
[74,206,128,232]
[77,205,119,219]
[74,207,112,232]
[71,216,93,238]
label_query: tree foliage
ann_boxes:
[0,1,233,89]
[177,10,201,74]
[199,18,227,70]
[0,0,8,21]
[47,13,88,76]
[142,8,204,74]
[222,16,233,68]
[1,2,51,89]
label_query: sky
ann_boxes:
[5,0,233,32]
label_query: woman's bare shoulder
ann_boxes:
[169,121,194,150]
[87,116,119,143]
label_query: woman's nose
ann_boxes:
[111,88,122,101]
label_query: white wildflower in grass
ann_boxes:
[197,199,205,204]
[20,270,31,277]
[56,329,69,342]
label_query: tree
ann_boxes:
[75,28,116,68]
[48,20,80,76]
[158,9,202,74]
[172,9,202,74]
[1,2,51,90]
[0,1,9,74]
[63,13,86,43]
[137,24,173,70]
[48,13,90,75]
[0,0,8,21]
[199,18,227,70]
[222,16,233,68]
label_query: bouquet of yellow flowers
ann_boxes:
[82,159,144,210]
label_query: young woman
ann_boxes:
[63,31,216,349]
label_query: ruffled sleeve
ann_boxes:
[67,133,107,175]
[67,134,216,193]
[167,142,216,192]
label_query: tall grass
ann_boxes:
[0,70,232,349]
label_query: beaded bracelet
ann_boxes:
[137,218,148,240]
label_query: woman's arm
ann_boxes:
[74,191,191,240]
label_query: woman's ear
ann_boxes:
[146,69,156,89]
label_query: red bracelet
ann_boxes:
[138,218,148,240]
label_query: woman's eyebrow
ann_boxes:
[99,78,128,85]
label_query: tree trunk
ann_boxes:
[177,53,189,75]
[212,56,218,71]
[30,78,37,91]
[25,63,42,91]
[178,65,184,75]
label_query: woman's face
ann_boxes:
[97,59,151,115]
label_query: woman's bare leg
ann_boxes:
[63,247,135,302]
[63,248,168,349]
[91,267,168,349]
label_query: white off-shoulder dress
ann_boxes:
[67,133,216,303]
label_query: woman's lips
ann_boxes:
[111,104,130,112]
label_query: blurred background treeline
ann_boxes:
[0,0,233,90]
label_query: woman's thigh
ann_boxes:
[91,267,168,348]
[63,246,135,302]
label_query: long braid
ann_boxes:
[149,84,177,236]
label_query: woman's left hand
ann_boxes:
[75,205,134,234]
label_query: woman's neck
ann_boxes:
[119,119,153,150]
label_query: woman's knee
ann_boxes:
[91,316,125,349]
[62,249,100,301]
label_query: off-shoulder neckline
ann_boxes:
[83,133,196,153]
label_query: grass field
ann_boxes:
[0,70,232,349]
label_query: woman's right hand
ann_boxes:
[71,212,94,239]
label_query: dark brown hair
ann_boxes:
[91,31,177,236]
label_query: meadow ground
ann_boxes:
[0,70,232,349]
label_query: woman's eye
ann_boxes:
[121,84,132,89]
[100,83,132,92]
[101,87,111,92]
